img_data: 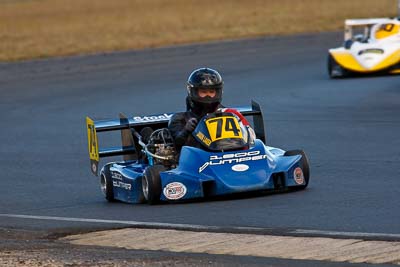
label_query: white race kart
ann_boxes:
[328,18,400,78]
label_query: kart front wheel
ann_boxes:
[284,149,310,190]
[328,54,350,78]
[100,166,115,202]
[142,165,165,205]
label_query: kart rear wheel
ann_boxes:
[328,54,350,78]
[100,166,115,202]
[284,149,310,190]
[142,165,165,205]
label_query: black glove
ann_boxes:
[184,118,198,132]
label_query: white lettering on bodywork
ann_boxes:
[113,181,132,190]
[133,113,173,122]
[111,172,123,180]
[198,151,268,173]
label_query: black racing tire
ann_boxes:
[142,165,165,205]
[100,165,115,202]
[328,54,350,79]
[284,149,310,190]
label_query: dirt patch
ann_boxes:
[0,228,232,267]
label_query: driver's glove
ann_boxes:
[184,118,198,132]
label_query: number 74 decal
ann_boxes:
[205,116,243,141]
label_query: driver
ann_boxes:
[168,67,250,152]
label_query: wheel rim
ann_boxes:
[142,175,149,200]
[100,173,107,196]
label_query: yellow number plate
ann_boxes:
[205,115,243,142]
[86,117,99,162]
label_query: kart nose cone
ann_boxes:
[359,54,383,69]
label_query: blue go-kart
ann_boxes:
[86,101,310,204]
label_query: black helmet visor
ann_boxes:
[189,86,222,104]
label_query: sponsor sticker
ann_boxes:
[232,164,249,172]
[133,113,173,122]
[196,131,212,146]
[294,167,304,184]
[163,182,187,200]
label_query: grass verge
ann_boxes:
[0,0,396,61]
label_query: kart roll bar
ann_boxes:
[86,100,266,176]
[236,100,266,144]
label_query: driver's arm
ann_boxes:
[168,113,192,148]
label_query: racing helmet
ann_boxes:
[186,67,223,114]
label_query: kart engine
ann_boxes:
[145,128,177,168]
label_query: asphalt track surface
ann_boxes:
[0,32,400,265]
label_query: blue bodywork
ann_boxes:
[102,140,304,203]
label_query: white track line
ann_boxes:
[1,213,400,239]
[0,213,256,231]
[293,229,400,239]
